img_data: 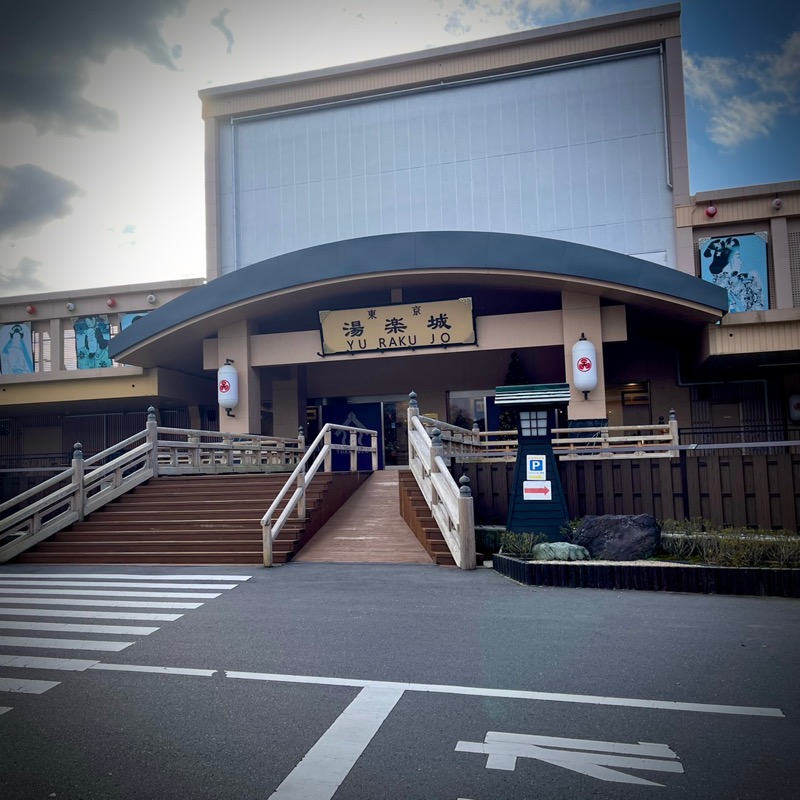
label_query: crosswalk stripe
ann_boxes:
[0,580,237,590]
[0,706,11,714]
[0,654,100,671]
[0,573,252,581]
[90,663,216,677]
[0,608,182,621]
[0,677,60,694]
[0,598,202,609]
[0,621,159,635]
[0,636,134,652]
[0,589,220,599]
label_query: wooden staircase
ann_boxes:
[15,472,369,565]
[398,470,484,568]
[398,470,456,566]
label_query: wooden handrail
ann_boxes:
[407,392,476,570]
[260,422,378,566]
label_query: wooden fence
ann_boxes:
[456,451,800,532]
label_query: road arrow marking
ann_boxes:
[456,731,684,787]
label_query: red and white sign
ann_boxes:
[523,480,552,500]
[576,356,592,372]
[219,379,231,393]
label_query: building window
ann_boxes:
[448,391,488,431]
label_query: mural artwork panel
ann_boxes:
[74,315,113,369]
[700,233,768,313]
[0,322,34,374]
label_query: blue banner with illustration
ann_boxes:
[700,233,768,313]
[74,315,112,368]
[0,322,34,374]
[120,311,149,330]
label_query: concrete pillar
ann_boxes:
[217,320,260,435]
[50,317,64,371]
[561,292,607,421]
[770,216,792,309]
[272,365,307,438]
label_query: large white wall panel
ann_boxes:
[218,52,674,274]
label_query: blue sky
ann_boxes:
[0,0,798,296]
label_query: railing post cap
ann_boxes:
[147,407,157,422]
[408,390,418,407]
[431,427,442,445]
[73,442,83,459]
[459,474,472,496]
[669,408,677,421]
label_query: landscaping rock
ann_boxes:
[573,514,661,560]
[531,542,590,561]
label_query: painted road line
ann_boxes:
[0,573,252,581]
[0,580,238,590]
[0,654,100,670]
[0,706,11,714]
[89,663,216,677]
[0,608,182,621]
[0,677,60,694]
[0,636,134,651]
[269,685,404,800]
[456,732,684,787]
[0,621,159,635]
[0,589,220,599]
[225,672,784,718]
[0,598,203,608]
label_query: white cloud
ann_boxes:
[708,97,782,149]
[685,29,800,149]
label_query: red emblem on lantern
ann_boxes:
[577,357,592,372]
[219,379,231,393]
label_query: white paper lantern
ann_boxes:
[572,334,598,395]
[217,360,238,409]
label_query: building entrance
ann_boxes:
[382,399,409,467]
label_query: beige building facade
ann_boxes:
[2,4,799,490]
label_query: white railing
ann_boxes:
[406,392,476,570]
[0,407,311,564]
[156,428,304,473]
[260,423,378,567]
[551,411,679,460]
[427,419,518,462]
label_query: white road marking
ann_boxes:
[0,706,11,714]
[456,732,684,787]
[0,598,202,608]
[0,621,159,635]
[0,677,60,694]
[0,608,182,621]
[0,654,100,670]
[269,685,404,800]
[225,672,784,718]
[89,663,216,677]
[0,588,220,598]
[0,636,134,651]
[0,580,237,590]
[0,573,251,580]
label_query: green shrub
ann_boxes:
[659,521,800,568]
[499,531,546,558]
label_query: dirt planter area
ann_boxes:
[491,554,800,597]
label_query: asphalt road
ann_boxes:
[1,562,798,799]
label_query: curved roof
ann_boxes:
[109,231,728,369]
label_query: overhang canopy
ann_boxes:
[108,231,728,372]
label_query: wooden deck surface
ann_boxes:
[293,471,433,564]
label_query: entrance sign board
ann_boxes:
[319,297,475,355]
